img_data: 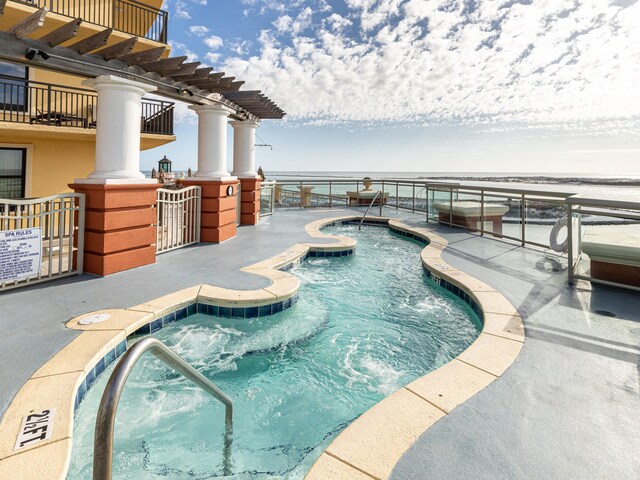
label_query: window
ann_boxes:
[0,148,27,199]
[0,61,28,111]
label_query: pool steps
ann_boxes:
[0,215,524,480]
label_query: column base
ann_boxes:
[181,178,240,242]
[70,182,159,276]
[239,178,261,226]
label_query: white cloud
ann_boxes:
[220,0,640,135]
[326,13,352,31]
[203,35,224,49]
[174,0,191,19]
[273,15,293,33]
[205,52,221,64]
[168,41,198,62]
[189,25,209,36]
[229,39,252,55]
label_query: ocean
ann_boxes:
[267,171,640,202]
[144,170,640,202]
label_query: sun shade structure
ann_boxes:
[0,3,285,120]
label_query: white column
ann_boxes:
[77,75,156,183]
[188,103,236,180]
[230,119,260,178]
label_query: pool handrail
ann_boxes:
[359,190,382,229]
[93,337,233,480]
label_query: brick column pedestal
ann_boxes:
[239,178,261,225]
[70,183,159,276]
[181,179,239,242]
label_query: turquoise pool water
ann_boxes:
[67,224,481,479]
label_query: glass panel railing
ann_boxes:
[524,197,568,249]
[483,193,520,241]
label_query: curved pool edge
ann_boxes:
[0,215,357,480]
[0,215,524,480]
[305,219,524,480]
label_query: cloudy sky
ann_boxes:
[141,0,640,175]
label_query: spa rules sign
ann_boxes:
[0,227,42,282]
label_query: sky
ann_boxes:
[141,0,640,175]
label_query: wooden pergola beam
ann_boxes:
[141,55,187,73]
[163,61,200,78]
[211,76,236,88]
[94,36,137,60]
[205,81,245,93]
[0,31,286,120]
[185,71,225,85]
[116,46,166,65]
[172,66,212,81]
[223,90,262,100]
[68,28,112,54]
[39,18,82,46]
[189,81,220,89]
[8,8,48,39]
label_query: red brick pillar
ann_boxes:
[181,179,239,242]
[70,183,159,276]
[239,178,261,225]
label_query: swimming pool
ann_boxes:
[67,224,482,479]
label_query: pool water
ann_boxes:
[67,224,481,479]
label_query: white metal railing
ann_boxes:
[236,182,242,226]
[275,178,574,248]
[271,177,640,292]
[156,186,201,254]
[0,193,85,291]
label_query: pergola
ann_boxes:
[0,1,285,121]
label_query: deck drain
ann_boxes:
[79,313,111,325]
[594,310,616,318]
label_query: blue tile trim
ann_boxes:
[423,265,484,323]
[74,338,129,412]
[307,248,354,258]
[388,225,429,245]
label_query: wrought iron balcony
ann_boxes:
[14,0,168,43]
[0,75,174,135]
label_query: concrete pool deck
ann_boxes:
[1,207,639,478]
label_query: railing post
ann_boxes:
[412,183,415,212]
[521,193,526,246]
[329,181,332,209]
[449,188,453,227]
[425,184,429,222]
[396,182,399,210]
[46,84,52,125]
[567,202,574,285]
[480,190,485,236]
[76,194,85,274]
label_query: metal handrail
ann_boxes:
[93,337,233,480]
[359,190,382,230]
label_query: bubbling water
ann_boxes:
[67,224,481,479]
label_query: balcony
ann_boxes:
[0,75,174,136]
[14,0,168,43]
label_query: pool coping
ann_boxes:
[305,219,524,480]
[0,215,523,479]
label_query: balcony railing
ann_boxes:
[0,75,174,135]
[14,0,168,43]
